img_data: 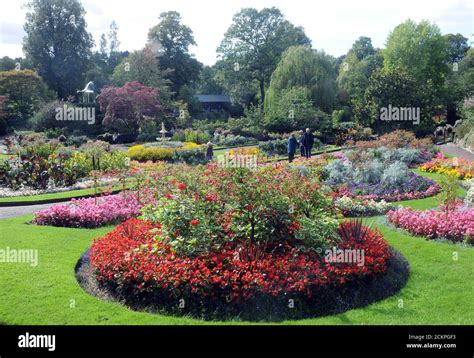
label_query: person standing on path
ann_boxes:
[302,128,315,159]
[299,130,306,157]
[288,133,298,163]
[206,142,214,161]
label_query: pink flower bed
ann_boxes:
[33,193,144,228]
[387,207,474,244]
[354,184,441,202]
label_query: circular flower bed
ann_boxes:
[79,218,408,321]
[78,163,409,321]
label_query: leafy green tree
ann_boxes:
[265,46,337,114]
[148,11,202,94]
[444,33,469,64]
[445,47,474,122]
[0,70,53,127]
[197,66,224,95]
[0,57,33,71]
[216,7,311,106]
[23,0,94,98]
[264,86,329,132]
[363,66,435,133]
[336,37,383,124]
[349,36,375,60]
[111,47,171,100]
[383,20,449,98]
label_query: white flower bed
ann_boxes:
[335,195,396,217]
[0,177,119,199]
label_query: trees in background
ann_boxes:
[263,87,330,133]
[0,70,53,128]
[216,7,311,107]
[23,0,94,98]
[111,47,171,100]
[384,20,449,103]
[265,46,338,113]
[97,81,163,135]
[444,33,470,65]
[1,2,471,138]
[87,21,129,93]
[363,67,431,133]
[336,37,383,125]
[148,11,202,95]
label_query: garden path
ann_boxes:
[0,202,57,219]
[437,143,474,161]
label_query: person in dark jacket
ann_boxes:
[288,133,298,162]
[299,130,305,157]
[302,128,315,159]
[206,142,214,161]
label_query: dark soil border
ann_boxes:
[76,247,409,322]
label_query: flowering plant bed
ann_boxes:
[76,163,408,320]
[324,147,440,202]
[83,218,408,321]
[328,169,440,202]
[387,206,474,244]
[419,153,474,180]
[33,192,147,228]
[335,196,396,217]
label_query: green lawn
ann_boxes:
[0,214,472,325]
[394,169,467,210]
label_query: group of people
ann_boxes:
[288,128,315,162]
[206,128,315,164]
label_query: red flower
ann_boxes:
[165,193,172,199]
[177,183,186,190]
[190,219,199,226]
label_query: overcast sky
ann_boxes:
[1,0,473,65]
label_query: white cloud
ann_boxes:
[0,0,472,64]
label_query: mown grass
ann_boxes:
[0,211,472,325]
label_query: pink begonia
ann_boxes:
[33,192,150,228]
[387,207,474,243]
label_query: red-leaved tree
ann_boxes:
[97,81,163,135]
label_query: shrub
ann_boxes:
[127,142,203,163]
[139,163,339,256]
[259,139,288,155]
[183,129,210,144]
[172,147,207,165]
[355,129,434,151]
[97,81,163,135]
[464,180,474,207]
[381,162,410,187]
[29,100,68,131]
[354,161,384,184]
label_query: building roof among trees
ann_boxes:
[196,95,230,103]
